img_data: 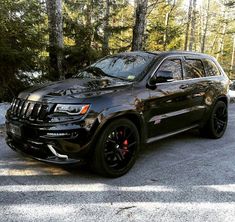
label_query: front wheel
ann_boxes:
[92,118,140,177]
[200,101,228,139]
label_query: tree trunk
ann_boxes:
[189,0,197,51]
[184,0,192,50]
[163,0,176,51]
[201,0,211,53]
[131,0,148,51]
[210,34,218,54]
[216,12,228,61]
[102,0,111,56]
[85,1,93,50]
[46,0,64,80]
[230,35,235,74]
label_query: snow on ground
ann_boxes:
[229,90,235,103]
[0,103,10,125]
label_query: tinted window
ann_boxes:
[156,59,183,80]
[184,59,205,79]
[204,59,221,76]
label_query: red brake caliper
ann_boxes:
[123,139,129,155]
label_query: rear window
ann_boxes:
[203,59,221,76]
[184,59,205,79]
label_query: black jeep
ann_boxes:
[5,51,230,177]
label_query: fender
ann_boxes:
[89,104,147,147]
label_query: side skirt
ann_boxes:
[146,124,199,144]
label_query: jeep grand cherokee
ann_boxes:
[5,51,230,177]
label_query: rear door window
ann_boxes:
[203,59,221,76]
[184,59,206,79]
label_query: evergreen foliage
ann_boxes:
[0,0,234,101]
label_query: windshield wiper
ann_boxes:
[85,66,106,77]
[88,66,130,81]
[73,66,131,82]
[102,73,129,81]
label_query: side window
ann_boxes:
[184,59,205,79]
[204,59,221,76]
[156,59,183,80]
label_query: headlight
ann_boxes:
[54,104,90,115]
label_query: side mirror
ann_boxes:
[148,70,174,86]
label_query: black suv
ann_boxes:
[6,51,230,177]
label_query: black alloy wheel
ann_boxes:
[212,103,227,136]
[200,101,228,139]
[92,118,140,177]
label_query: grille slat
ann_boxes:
[13,99,20,114]
[11,99,16,112]
[10,98,50,122]
[30,104,41,120]
[26,103,35,118]
[17,100,24,116]
[38,105,49,120]
[15,100,21,114]
[22,102,30,118]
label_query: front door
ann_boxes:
[144,57,195,139]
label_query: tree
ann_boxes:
[132,0,148,51]
[46,0,64,80]
[184,0,192,50]
[216,9,228,61]
[102,0,111,56]
[230,35,235,74]
[201,0,211,53]
[189,0,197,51]
[163,0,176,50]
[0,0,47,101]
[0,0,235,102]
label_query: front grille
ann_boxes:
[10,98,53,122]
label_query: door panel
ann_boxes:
[144,81,194,138]
[143,58,195,139]
[182,58,208,122]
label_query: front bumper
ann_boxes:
[6,135,87,165]
[5,119,95,165]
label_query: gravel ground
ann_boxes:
[0,104,235,222]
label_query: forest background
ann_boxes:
[0,0,234,101]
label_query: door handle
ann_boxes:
[180,84,189,89]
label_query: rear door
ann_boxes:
[182,57,208,123]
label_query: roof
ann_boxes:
[117,50,214,57]
[147,50,214,58]
[113,50,216,61]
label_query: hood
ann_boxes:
[18,77,132,103]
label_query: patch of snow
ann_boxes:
[229,90,235,98]
[0,103,10,125]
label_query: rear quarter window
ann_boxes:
[203,59,221,76]
[183,59,206,79]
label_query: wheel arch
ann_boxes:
[201,94,228,128]
[90,111,146,151]
[216,95,228,107]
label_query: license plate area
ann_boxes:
[7,123,22,137]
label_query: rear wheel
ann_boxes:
[200,101,228,139]
[92,118,140,177]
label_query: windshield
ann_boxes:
[73,52,155,81]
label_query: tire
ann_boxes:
[92,118,140,177]
[200,101,228,139]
